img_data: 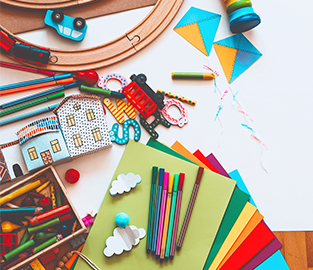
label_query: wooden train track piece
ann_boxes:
[0,0,184,71]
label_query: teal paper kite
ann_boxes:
[213,33,262,84]
[174,7,221,56]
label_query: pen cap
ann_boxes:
[168,175,174,193]
[158,168,165,186]
[178,173,185,190]
[173,174,179,192]
[163,172,169,189]
[195,167,204,184]
[152,166,158,184]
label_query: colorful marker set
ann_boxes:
[146,167,185,262]
[0,166,86,270]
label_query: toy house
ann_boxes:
[16,116,71,171]
[53,94,112,158]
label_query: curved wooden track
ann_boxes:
[0,0,97,10]
[0,0,184,71]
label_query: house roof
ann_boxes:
[53,94,101,114]
[17,116,60,145]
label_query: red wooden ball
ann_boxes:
[65,169,80,184]
[39,197,51,208]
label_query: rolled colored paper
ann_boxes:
[0,177,46,205]
[29,205,71,226]
[0,92,64,117]
[172,72,215,80]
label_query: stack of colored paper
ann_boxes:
[75,140,290,270]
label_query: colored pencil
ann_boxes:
[0,104,58,127]
[0,82,78,109]
[0,77,74,96]
[160,175,174,260]
[146,166,158,253]
[170,173,185,258]
[0,61,55,76]
[0,73,72,91]
[176,167,204,251]
[156,172,169,257]
[0,176,46,205]
[0,91,64,117]
[151,168,164,253]
[0,207,44,216]
[165,174,179,258]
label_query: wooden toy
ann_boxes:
[53,95,112,158]
[109,119,141,145]
[139,111,171,140]
[65,169,80,184]
[98,73,128,93]
[0,148,11,183]
[103,98,136,124]
[39,251,56,265]
[0,0,183,71]
[0,0,95,9]
[69,234,85,249]
[161,99,188,127]
[44,10,87,42]
[223,0,261,33]
[16,116,71,172]
[38,197,52,209]
[29,258,45,270]
[110,173,142,196]
[21,196,35,206]
[0,233,17,255]
[72,70,99,86]
[157,89,196,105]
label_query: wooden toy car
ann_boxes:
[44,10,87,41]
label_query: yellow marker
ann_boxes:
[160,175,174,260]
[35,180,50,193]
[0,177,46,205]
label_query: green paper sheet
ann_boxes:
[76,140,236,270]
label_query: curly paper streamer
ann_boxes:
[232,89,240,105]
[203,65,219,93]
[218,90,228,107]
[238,106,254,121]
[250,135,268,150]
[214,104,223,121]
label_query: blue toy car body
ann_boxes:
[44,10,87,42]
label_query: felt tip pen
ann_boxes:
[0,176,46,206]
[0,91,65,117]
[32,234,63,254]
[172,72,215,80]
[0,82,79,109]
[79,85,126,99]
[0,207,44,216]
[29,204,71,226]
[0,61,55,76]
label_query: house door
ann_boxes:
[41,150,53,165]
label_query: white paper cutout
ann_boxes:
[110,173,141,196]
[103,225,146,257]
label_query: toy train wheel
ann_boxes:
[73,18,86,30]
[52,10,64,23]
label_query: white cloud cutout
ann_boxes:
[103,225,146,257]
[110,173,141,196]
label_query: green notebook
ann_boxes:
[76,140,236,270]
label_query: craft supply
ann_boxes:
[0,233,17,255]
[82,215,93,227]
[156,172,169,257]
[109,172,141,195]
[2,239,36,262]
[151,168,164,253]
[103,98,136,124]
[0,74,72,92]
[35,232,57,241]
[27,214,73,235]
[0,92,64,117]
[19,230,30,246]
[21,196,35,206]
[115,213,129,228]
[35,181,51,193]
[0,82,78,109]
[64,244,84,269]
[172,72,215,80]
[29,204,71,226]
[157,89,196,105]
[1,220,27,232]
[0,61,55,76]
[165,174,179,258]
[80,85,126,99]
[170,173,185,258]
[109,119,141,145]
[50,183,56,209]
[160,175,174,260]
[32,235,63,254]
[177,166,204,251]
[0,207,43,216]
[4,203,19,208]
[38,197,52,209]
[29,258,45,270]
[161,98,188,127]
[173,7,221,56]
[0,176,46,205]
[55,185,62,207]
[65,169,80,184]
[0,78,74,96]
[39,250,56,265]
[223,0,261,33]
[146,166,158,253]
[0,104,58,127]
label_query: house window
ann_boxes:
[28,147,38,160]
[66,115,75,127]
[86,109,95,121]
[50,139,61,153]
[73,103,81,110]
[73,134,82,147]
[92,128,102,142]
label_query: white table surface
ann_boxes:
[1,0,313,231]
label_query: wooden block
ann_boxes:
[306,231,313,268]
